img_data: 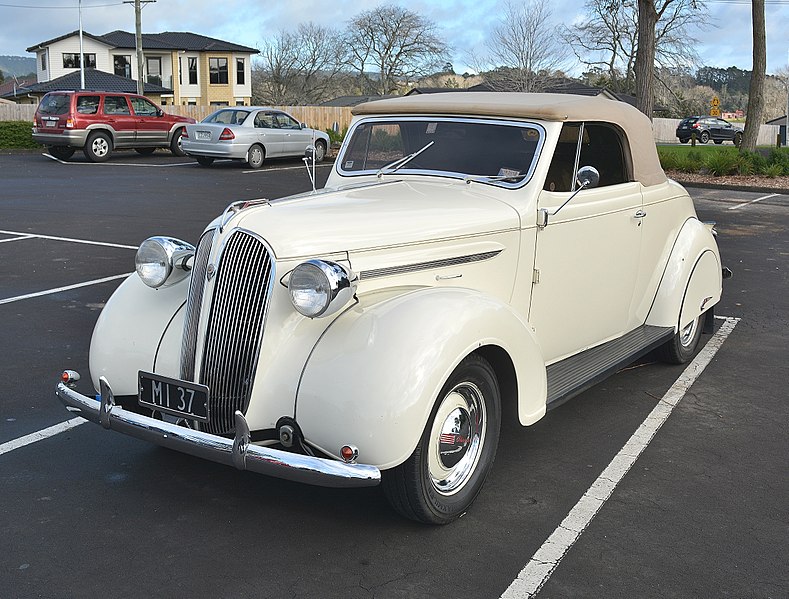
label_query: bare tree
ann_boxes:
[479,1,568,92]
[566,0,702,97]
[344,5,449,96]
[253,23,345,105]
[741,0,765,152]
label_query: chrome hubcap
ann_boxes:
[93,138,108,156]
[316,143,325,161]
[679,317,698,348]
[250,147,262,166]
[428,382,486,495]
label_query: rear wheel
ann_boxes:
[247,144,265,169]
[314,140,327,162]
[47,146,75,160]
[195,156,214,167]
[170,128,186,156]
[382,354,500,524]
[135,147,156,155]
[658,314,703,364]
[83,131,113,162]
[699,131,710,144]
[679,138,689,144]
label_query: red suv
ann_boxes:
[32,91,196,162]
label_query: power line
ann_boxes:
[0,1,124,8]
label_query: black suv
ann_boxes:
[676,116,743,145]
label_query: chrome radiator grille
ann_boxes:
[198,230,273,435]
[180,229,215,382]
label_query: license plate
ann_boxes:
[195,131,211,140]
[138,371,209,421]
[45,119,59,128]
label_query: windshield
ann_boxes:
[338,117,544,186]
[203,109,250,125]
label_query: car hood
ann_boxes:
[232,179,521,259]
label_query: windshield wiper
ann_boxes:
[376,141,435,178]
[463,171,526,185]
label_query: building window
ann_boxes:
[62,53,96,69]
[146,56,162,86]
[113,55,131,78]
[188,57,197,85]
[41,53,47,71]
[178,57,182,85]
[209,58,228,84]
[236,59,245,85]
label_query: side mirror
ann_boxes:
[157,108,164,117]
[539,166,600,229]
[300,122,306,130]
[304,145,315,160]
[576,165,599,189]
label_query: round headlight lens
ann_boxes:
[135,238,172,288]
[289,262,331,317]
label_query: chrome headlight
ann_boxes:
[135,237,195,289]
[288,260,357,318]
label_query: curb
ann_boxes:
[673,179,789,195]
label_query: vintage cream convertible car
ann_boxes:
[57,93,726,524]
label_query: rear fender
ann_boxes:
[646,218,722,330]
[295,287,547,469]
[89,274,187,394]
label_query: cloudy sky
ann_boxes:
[1,0,788,75]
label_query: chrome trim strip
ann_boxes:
[56,379,381,488]
[360,250,502,280]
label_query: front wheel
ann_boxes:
[734,132,743,147]
[83,131,113,162]
[314,140,327,162]
[658,314,703,364]
[382,354,501,524]
[135,147,156,155]
[700,131,710,144]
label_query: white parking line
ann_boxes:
[42,153,195,167]
[0,272,132,306]
[0,229,137,250]
[728,193,779,210]
[0,418,86,457]
[242,163,334,174]
[501,316,740,599]
[0,234,35,243]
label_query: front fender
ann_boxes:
[89,274,187,394]
[646,218,722,330]
[296,287,547,470]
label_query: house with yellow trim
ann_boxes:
[26,30,258,106]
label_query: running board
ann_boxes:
[546,325,675,410]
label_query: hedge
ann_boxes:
[0,121,37,149]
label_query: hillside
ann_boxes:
[0,55,36,78]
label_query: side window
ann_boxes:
[254,112,274,128]
[130,97,159,116]
[275,113,300,129]
[103,96,131,115]
[544,123,630,191]
[76,95,100,114]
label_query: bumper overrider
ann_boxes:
[55,375,381,488]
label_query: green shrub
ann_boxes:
[763,163,783,178]
[704,150,740,176]
[325,126,348,145]
[0,121,37,149]
[766,148,789,175]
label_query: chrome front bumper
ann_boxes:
[55,376,381,488]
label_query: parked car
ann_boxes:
[32,91,195,162]
[57,93,727,524]
[182,107,330,169]
[676,116,743,145]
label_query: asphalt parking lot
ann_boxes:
[1,151,786,599]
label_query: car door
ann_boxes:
[718,119,736,141]
[274,112,311,155]
[530,122,643,364]
[102,95,136,146]
[130,96,169,145]
[253,111,285,156]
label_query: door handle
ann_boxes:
[634,210,647,219]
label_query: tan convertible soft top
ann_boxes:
[353,92,667,187]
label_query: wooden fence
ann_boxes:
[0,103,781,145]
[0,103,354,133]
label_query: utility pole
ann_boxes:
[78,0,85,89]
[123,0,156,95]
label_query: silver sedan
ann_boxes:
[182,107,330,169]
